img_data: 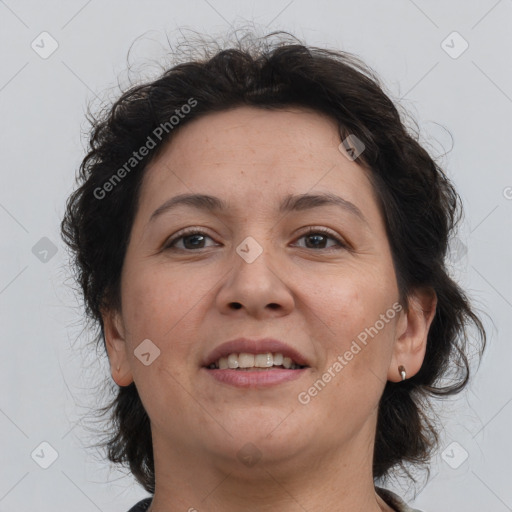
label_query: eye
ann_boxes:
[163,229,218,251]
[293,227,347,251]
[163,227,347,252]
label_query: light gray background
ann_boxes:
[1,1,511,511]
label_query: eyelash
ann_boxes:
[163,226,348,252]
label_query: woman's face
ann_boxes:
[105,106,423,471]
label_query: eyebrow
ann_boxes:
[149,192,368,224]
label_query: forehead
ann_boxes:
[150,106,345,172]
[138,106,381,222]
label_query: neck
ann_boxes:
[147,421,390,512]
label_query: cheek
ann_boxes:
[120,263,212,385]
[309,309,396,431]
[303,265,397,373]
[121,263,197,340]
[304,267,390,333]
[120,268,199,414]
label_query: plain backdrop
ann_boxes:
[1,1,511,511]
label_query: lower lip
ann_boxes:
[203,367,308,388]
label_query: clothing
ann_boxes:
[127,498,151,512]
[127,489,423,512]
[376,486,424,512]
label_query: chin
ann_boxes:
[205,413,310,461]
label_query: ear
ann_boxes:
[387,287,437,382]
[102,307,134,387]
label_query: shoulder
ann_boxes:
[127,491,423,512]
[375,486,425,512]
[126,497,152,512]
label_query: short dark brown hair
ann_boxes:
[61,30,486,492]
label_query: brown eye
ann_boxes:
[294,228,346,251]
[164,230,217,251]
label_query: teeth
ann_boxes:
[273,353,283,366]
[209,352,304,370]
[254,353,273,367]
[238,353,255,368]
[227,353,239,368]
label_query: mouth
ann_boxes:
[206,352,308,371]
[202,338,310,387]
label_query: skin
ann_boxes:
[103,106,437,512]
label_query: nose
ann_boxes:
[215,240,295,319]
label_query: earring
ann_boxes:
[116,365,120,372]
[398,365,406,381]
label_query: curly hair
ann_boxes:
[61,29,486,493]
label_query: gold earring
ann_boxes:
[398,365,406,381]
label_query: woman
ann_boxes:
[61,31,486,512]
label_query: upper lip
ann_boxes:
[202,338,310,368]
